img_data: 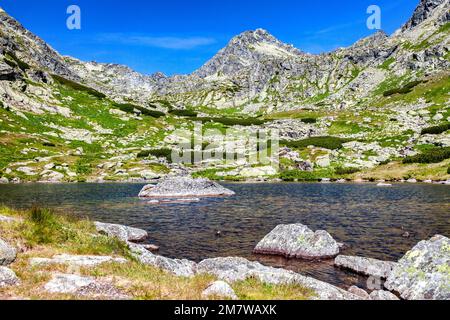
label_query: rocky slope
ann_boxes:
[0,0,449,183]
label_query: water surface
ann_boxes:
[1,182,449,289]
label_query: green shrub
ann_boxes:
[421,123,450,135]
[42,142,56,147]
[5,51,30,71]
[447,167,450,174]
[26,206,63,244]
[383,80,423,97]
[403,147,450,164]
[52,75,106,99]
[300,118,317,124]
[192,117,266,126]
[74,158,92,175]
[113,103,166,118]
[334,167,360,175]
[281,136,348,150]
[169,109,198,117]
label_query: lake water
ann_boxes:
[0,182,449,289]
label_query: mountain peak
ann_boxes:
[402,0,447,30]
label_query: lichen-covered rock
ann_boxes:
[128,242,197,277]
[0,215,18,223]
[0,266,20,287]
[384,235,450,300]
[335,255,398,279]
[138,177,235,198]
[30,254,127,267]
[254,224,340,260]
[94,221,148,242]
[197,257,358,300]
[0,238,16,266]
[202,281,238,300]
[44,273,127,299]
[369,290,400,300]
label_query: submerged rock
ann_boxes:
[0,238,16,266]
[254,224,340,260]
[138,177,235,198]
[202,281,238,300]
[197,257,358,300]
[384,235,450,300]
[30,254,127,267]
[94,221,148,242]
[335,255,398,279]
[128,242,197,277]
[0,266,20,287]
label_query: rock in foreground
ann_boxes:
[138,177,235,198]
[30,254,127,267]
[0,238,16,266]
[202,281,238,300]
[128,242,197,277]
[254,224,340,260]
[197,257,357,300]
[94,221,148,242]
[0,266,20,287]
[385,235,450,300]
[335,255,398,279]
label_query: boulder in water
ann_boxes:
[254,224,340,260]
[138,177,235,198]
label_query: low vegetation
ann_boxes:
[51,75,106,99]
[113,103,166,118]
[403,147,450,164]
[421,123,450,135]
[281,136,349,150]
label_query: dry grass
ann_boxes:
[0,206,315,300]
[352,160,450,181]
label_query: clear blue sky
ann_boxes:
[0,0,419,75]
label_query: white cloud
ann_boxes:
[97,33,216,50]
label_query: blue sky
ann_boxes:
[0,0,419,75]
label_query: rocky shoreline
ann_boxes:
[2,209,448,300]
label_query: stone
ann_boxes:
[0,238,16,266]
[254,224,340,260]
[39,170,64,183]
[128,242,197,277]
[0,215,18,223]
[377,182,392,187]
[348,285,370,300]
[44,273,127,299]
[94,221,148,242]
[369,290,400,300]
[384,235,450,300]
[202,281,238,300]
[142,244,160,252]
[30,254,127,267]
[334,255,398,279]
[197,257,358,300]
[0,266,20,287]
[138,176,235,198]
[0,177,8,184]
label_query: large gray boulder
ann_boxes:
[128,242,197,277]
[197,257,358,300]
[385,235,450,300]
[335,255,398,279]
[94,221,148,242]
[0,238,16,266]
[138,177,235,198]
[369,290,400,300]
[254,224,340,260]
[0,266,20,287]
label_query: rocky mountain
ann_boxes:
[0,0,449,184]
